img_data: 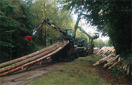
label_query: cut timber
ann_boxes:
[0,41,69,76]
[123,62,129,71]
[108,57,121,69]
[0,42,63,73]
[96,46,115,57]
[126,65,130,75]
[107,55,119,63]
[93,53,115,66]
[94,47,130,75]
[0,42,60,68]
[103,61,114,68]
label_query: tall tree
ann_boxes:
[63,0,131,60]
[0,0,74,63]
[0,0,36,62]
[30,0,74,46]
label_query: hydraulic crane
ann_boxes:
[74,14,99,55]
[25,14,98,59]
[77,26,99,54]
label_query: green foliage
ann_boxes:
[76,29,88,40]
[0,0,17,59]
[63,0,131,60]
[104,39,113,47]
[94,39,105,48]
[110,66,124,77]
[0,0,74,63]
[0,0,37,62]
[29,0,74,46]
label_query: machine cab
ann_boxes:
[93,33,99,39]
[63,29,74,39]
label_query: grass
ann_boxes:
[28,54,107,85]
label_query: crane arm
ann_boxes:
[25,18,66,46]
[74,14,99,40]
[77,26,93,39]
[44,19,65,34]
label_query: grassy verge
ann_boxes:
[28,55,107,85]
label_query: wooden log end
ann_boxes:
[93,61,100,66]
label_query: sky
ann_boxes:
[72,13,109,42]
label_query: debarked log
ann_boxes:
[103,55,119,68]
[108,57,121,69]
[93,53,115,66]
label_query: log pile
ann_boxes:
[93,46,130,75]
[0,41,69,76]
[96,46,115,57]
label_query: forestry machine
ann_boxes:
[74,14,99,56]
[77,26,99,55]
[25,18,78,61]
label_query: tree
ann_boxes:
[30,0,74,46]
[0,0,75,63]
[63,0,131,60]
[104,39,112,47]
[94,39,105,48]
[0,0,18,62]
[0,0,36,62]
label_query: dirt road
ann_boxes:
[0,61,68,85]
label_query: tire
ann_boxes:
[68,51,75,60]
[51,52,60,61]
[74,53,79,58]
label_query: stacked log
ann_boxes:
[0,42,60,68]
[93,47,130,75]
[96,46,115,57]
[0,41,69,76]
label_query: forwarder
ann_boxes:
[25,18,78,61]
[74,14,99,56]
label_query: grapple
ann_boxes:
[25,35,33,46]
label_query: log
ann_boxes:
[123,62,129,71]
[103,55,119,68]
[0,42,60,68]
[103,61,114,68]
[0,42,63,73]
[0,41,69,76]
[96,46,116,57]
[126,65,130,75]
[93,53,117,66]
[102,54,107,57]
[107,55,119,63]
[93,56,110,66]
[95,46,130,75]
[108,57,121,69]
[105,56,117,65]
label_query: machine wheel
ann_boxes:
[51,52,61,61]
[74,53,79,58]
[82,52,86,57]
[68,51,75,60]
[70,54,75,60]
